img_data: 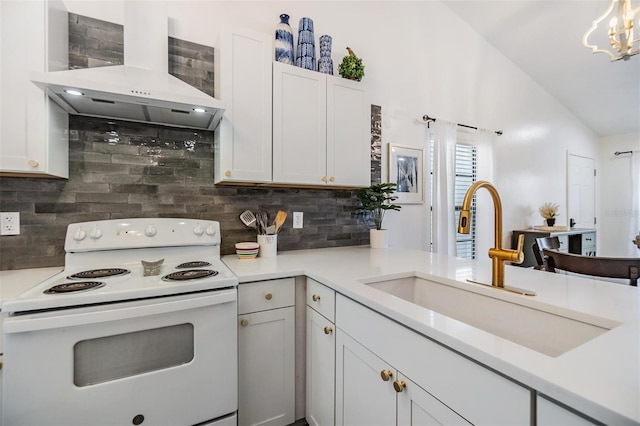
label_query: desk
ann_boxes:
[511,228,596,267]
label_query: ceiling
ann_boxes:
[442,0,640,138]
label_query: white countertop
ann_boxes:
[223,246,639,425]
[0,266,63,306]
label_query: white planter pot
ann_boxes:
[370,229,388,249]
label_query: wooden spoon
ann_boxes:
[274,211,288,234]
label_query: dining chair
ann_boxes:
[542,249,639,286]
[532,237,561,270]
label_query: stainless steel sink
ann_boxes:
[358,274,620,357]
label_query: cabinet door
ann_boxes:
[272,62,327,185]
[326,75,370,187]
[306,307,335,426]
[215,28,272,184]
[238,307,295,426]
[397,373,471,426]
[335,330,396,426]
[537,395,597,425]
[0,0,68,178]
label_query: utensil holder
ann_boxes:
[258,234,278,257]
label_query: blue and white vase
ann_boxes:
[318,34,333,74]
[275,14,294,65]
[295,17,315,70]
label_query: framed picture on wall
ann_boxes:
[388,144,424,204]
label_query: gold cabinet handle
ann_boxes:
[240,319,249,327]
[265,292,272,300]
[393,380,406,393]
[380,370,393,381]
[321,176,327,182]
[329,177,335,182]
[225,170,231,177]
[312,294,321,302]
[28,160,39,168]
[323,326,333,335]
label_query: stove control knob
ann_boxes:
[144,225,157,237]
[193,225,204,236]
[73,228,86,241]
[205,225,217,236]
[89,227,102,239]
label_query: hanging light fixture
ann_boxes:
[583,0,640,61]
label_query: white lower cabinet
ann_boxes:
[537,395,598,425]
[336,330,469,426]
[336,294,531,425]
[305,279,336,426]
[238,279,295,426]
[397,373,471,426]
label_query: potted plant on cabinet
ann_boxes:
[357,182,401,248]
[538,202,559,227]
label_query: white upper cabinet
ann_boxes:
[215,28,273,184]
[272,62,370,188]
[0,0,69,178]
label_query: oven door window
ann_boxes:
[74,323,194,387]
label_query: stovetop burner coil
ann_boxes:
[162,269,218,281]
[44,281,106,294]
[176,261,212,269]
[68,268,131,280]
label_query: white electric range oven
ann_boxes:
[2,218,238,426]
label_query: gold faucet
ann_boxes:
[458,180,535,296]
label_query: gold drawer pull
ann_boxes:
[380,370,393,381]
[265,292,272,300]
[240,319,249,327]
[28,160,39,168]
[312,294,321,302]
[323,326,333,335]
[393,380,406,393]
[225,170,231,177]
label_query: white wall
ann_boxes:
[598,133,640,256]
[62,0,602,262]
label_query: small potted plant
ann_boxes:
[539,202,559,227]
[338,47,365,82]
[357,182,401,248]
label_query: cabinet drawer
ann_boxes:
[307,278,335,322]
[581,232,596,249]
[238,278,295,314]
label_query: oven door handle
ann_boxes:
[3,289,236,333]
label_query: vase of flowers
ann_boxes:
[539,202,559,227]
[357,182,401,248]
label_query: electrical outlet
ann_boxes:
[293,212,303,229]
[1,212,20,235]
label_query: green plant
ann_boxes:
[338,47,365,81]
[357,182,401,230]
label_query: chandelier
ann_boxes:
[583,0,640,61]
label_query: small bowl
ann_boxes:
[236,242,259,259]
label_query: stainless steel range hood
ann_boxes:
[31,2,224,131]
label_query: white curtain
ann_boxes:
[472,129,497,255]
[629,152,640,257]
[430,120,457,256]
